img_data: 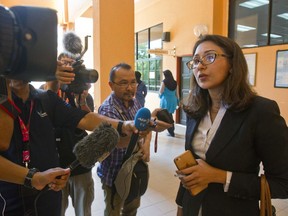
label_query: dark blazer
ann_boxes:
[176,96,288,216]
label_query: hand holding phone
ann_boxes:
[174,150,207,195]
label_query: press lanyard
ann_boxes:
[18,100,34,168]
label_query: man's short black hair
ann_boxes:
[109,63,131,82]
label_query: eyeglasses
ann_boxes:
[112,81,137,88]
[186,52,229,70]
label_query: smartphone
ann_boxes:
[173,150,207,195]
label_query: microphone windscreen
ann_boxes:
[73,122,119,168]
[134,107,151,131]
[63,31,83,54]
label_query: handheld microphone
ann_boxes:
[123,107,151,162]
[69,122,119,170]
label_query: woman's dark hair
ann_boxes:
[184,34,256,118]
[163,69,177,91]
[135,71,142,84]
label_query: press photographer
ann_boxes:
[59,31,98,94]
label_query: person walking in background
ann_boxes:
[135,71,147,107]
[97,63,151,216]
[176,34,288,216]
[159,69,179,137]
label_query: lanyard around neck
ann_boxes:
[18,100,34,167]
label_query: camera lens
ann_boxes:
[76,67,98,83]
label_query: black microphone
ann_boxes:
[69,122,119,170]
[123,108,151,162]
[63,31,83,55]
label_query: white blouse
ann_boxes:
[192,104,226,160]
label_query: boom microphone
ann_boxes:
[123,107,151,162]
[69,122,119,170]
[63,31,83,55]
[41,122,119,193]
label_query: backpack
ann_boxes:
[109,104,149,207]
[114,149,149,203]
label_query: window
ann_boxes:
[271,0,288,44]
[229,0,288,47]
[135,24,163,91]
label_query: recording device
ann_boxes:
[174,150,207,195]
[123,107,151,162]
[156,108,174,124]
[69,122,119,170]
[60,32,99,94]
[0,6,57,81]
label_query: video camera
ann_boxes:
[0,5,58,81]
[60,33,98,94]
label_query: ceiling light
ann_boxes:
[242,44,258,48]
[237,24,256,32]
[239,0,269,9]
[261,33,282,38]
[277,13,288,20]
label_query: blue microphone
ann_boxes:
[134,107,151,130]
[123,107,151,162]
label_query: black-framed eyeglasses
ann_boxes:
[186,52,229,70]
[112,81,137,88]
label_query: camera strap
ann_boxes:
[18,100,34,168]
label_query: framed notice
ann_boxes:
[275,50,288,88]
[244,53,257,86]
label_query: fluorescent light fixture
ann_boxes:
[237,24,256,32]
[277,13,288,20]
[242,44,258,48]
[261,33,282,38]
[239,0,269,9]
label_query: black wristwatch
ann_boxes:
[24,168,39,189]
[117,121,127,137]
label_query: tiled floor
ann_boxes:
[66,124,288,216]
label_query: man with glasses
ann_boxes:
[97,63,151,216]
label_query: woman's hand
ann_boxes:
[177,206,183,216]
[177,159,226,190]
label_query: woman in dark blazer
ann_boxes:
[176,34,288,216]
